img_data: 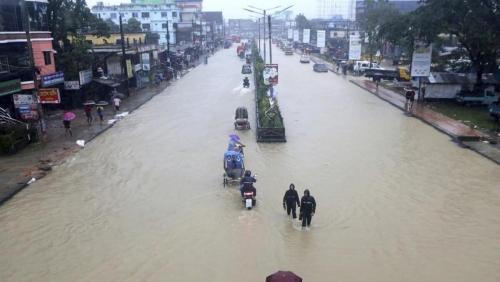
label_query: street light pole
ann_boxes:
[268,15,272,64]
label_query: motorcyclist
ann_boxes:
[228,136,245,152]
[299,189,316,229]
[243,77,249,87]
[240,170,257,198]
[283,183,300,219]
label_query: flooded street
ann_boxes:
[1,42,500,282]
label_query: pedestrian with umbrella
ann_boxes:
[95,101,108,126]
[62,111,75,138]
[228,134,245,152]
[83,100,95,125]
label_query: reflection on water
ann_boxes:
[0,44,499,282]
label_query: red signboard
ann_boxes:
[39,88,61,104]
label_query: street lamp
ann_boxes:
[267,5,292,64]
[243,5,282,63]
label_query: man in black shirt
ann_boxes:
[299,189,317,229]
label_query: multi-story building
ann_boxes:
[0,0,58,118]
[91,0,181,46]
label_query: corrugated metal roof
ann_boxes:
[426,72,500,84]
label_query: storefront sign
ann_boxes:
[142,53,150,71]
[13,94,36,108]
[126,60,134,78]
[263,64,279,85]
[41,72,65,87]
[64,81,80,90]
[39,88,61,104]
[19,104,30,114]
[317,30,326,48]
[79,69,93,85]
[303,29,310,44]
[21,104,39,120]
[0,79,21,97]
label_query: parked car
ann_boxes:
[300,55,310,63]
[456,89,499,106]
[313,63,328,72]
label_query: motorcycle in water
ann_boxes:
[243,81,250,88]
[241,174,257,210]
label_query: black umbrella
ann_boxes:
[266,271,302,282]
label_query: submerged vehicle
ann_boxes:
[234,107,250,130]
[223,151,245,187]
[242,64,252,74]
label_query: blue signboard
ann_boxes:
[19,104,30,114]
[41,72,65,87]
[79,69,93,85]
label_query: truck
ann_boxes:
[364,67,411,81]
[455,89,499,106]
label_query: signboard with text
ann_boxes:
[317,30,326,47]
[263,64,279,85]
[349,35,362,60]
[13,94,35,108]
[0,79,21,97]
[64,81,80,90]
[41,72,64,87]
[39,88,61,104]
[288,29,293,40]
[411,40,432,77]
[293,30,299,42]
[303,29,310,44]
[79,69,93,85]
[126,60,134,78]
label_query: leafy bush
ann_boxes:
[251,41,285,128]
[0,124,28,155]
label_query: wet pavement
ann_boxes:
[303,50,500,165]
[0,57,206,205]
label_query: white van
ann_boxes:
[354,61,385,72]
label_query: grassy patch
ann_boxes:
[423,100,497,131]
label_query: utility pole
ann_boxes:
[258,18,261,53]
[192,19,195,43]
[268,15,272,64]
[119,15,130,97]
[22,0,46,140]
[263,11,266,64]
[166,20,170,62]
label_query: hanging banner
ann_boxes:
[317,30,326,48]
[126,59,134,78]
[411,40,432,77]
[288,29,293,40]
[349,35,361,60]
[79,69,93,85]
[141,53,150,71]
[293,30,299,42]
[39,88,61,104]
[303,29,310,44]
[263,64,279,85]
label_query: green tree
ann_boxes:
[359,0,400,63]
[105,19,120,33]
[411,0,500,87]
[124,18,142,33]
[58,35,94,80]
[294,14,317,41]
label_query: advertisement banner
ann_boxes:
[411,40,432,77]
[293,30,299,42]
[41,72,64,87]
[79,69,93,85]
[13,94,35,108]
[263,64,279,85]
[20,104,39,120]
[317,30,326,48]
[303,29,310,44]
[126,60,134,78]
[64,81,80,90]
[349,36,361,60]
[0,79,22,97]
[39,88,61,104]
[288,29,293,40]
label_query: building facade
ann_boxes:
[0,0,57,118]
[91,1,181,46]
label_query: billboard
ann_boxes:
[303,29,310,44]
[293,30,299,42]
[288,29,293,40]
[263,64,278,85]
[411,40,432,77]
[317,30,326,47]
[349,35,361,60]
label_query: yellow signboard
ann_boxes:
[126,59,133,78]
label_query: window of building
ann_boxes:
[172,12,177,17]
[43,51,51,65]
[165,34,169,39]
[142,23,150,29]
[161,12,168,17]
[141,12,149,18]
[110,13,117,19]
[162,23,167,28]
[132,12,138,18]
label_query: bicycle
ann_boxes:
[405,98,414,112]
